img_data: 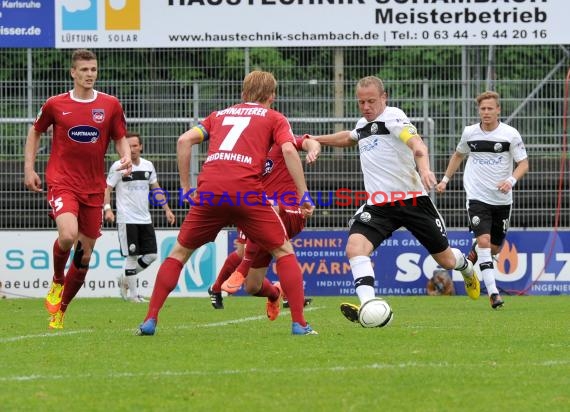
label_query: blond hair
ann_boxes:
[476,91,500,106]
[356,76,385,94]
[242,71,277,103]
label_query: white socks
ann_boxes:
[127,275,138,298]
[478,247,499,295]
[349,255,376,304]
[451,248,474,276]
[125,255,139,298]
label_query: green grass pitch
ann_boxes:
[1,295,569,411]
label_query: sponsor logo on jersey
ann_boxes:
[92,109,105,123]
[472,156,504,166]
[360,137,379,153]
[68,125,100,143]
[263,159,274,176]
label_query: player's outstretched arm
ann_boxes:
[309,131,355,148]
[301,136,321,165]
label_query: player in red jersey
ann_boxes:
[137,70,318,336]
[209,135,320,319]
[24,49,132,330]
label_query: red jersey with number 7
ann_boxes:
[197,102,295,196]
[33,90,127,194]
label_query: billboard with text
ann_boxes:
[1,0,567,48]
[229,229,570,297]
[2,229,569,298]
[0,230,227,298]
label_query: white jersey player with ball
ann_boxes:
[311,76,481,325]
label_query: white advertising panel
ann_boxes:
[0,230,228,298]
[52,0,567,48]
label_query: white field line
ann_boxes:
[0,330,93,343]
[0,306,323,342]
[175,305,322,329]
[2,360,570,382]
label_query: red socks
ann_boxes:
[235,240,260,276]
[275,253,306,326]
[145,257,183,321]
[60,262,87,313]
[253,277,280,301]
[53,239,71,284]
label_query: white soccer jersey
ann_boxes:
[457,122,527,206]
[106,157,158,224]
[349,106,426,204]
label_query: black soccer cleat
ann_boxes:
[340,302,360,323]
[208,286,224,309]
[490,293,504,309]
[283,297,313,309]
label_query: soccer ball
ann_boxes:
[358,298,393,328]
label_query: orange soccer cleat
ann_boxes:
[221,271,245,294]
[45,281,64,315]
[266,282,283,321]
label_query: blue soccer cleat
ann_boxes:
[291,322,318,335]
[136,318,157,336]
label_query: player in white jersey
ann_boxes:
[104,132,176,302]
[310,76,480,323]
[436,91,528,309]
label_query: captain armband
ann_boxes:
[191,124,208,142]
[399,125,418,143]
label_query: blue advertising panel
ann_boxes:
[0,0,55,48]
[228,230,570,297]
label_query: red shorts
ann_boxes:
[177,198,289,252]
[247,206,306,268]
[47,186,104,239]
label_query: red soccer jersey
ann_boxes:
[262,135,305,206]
[197,102,295,196]
[33,90,126,194]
